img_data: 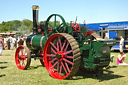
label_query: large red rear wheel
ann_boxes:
[15,45,31,70]
[44,33,81,79]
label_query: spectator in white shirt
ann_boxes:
[119,36,124,52]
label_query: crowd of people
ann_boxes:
[0,35,25,56]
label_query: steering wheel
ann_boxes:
[72,23,81,31]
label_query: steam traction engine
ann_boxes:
[15,5,116,79]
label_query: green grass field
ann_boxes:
[1,49,128,85]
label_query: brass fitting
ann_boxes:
[32,5,39,10]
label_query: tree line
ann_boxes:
[0,20,71,35]
[0,19,33,34]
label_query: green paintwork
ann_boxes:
[31,35,46,49]
[80,39,116,69]
[44,14,66,39]
[29,14,116,71]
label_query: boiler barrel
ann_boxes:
[26,35,46,50]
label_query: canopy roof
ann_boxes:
[80,21,128,31]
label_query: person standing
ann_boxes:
[4,36,8,49]
[17,36,24,46]
[8,35,13,50]
[119,36,124,52]
[12,35,16,49]
[0,36,4,56]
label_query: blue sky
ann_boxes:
[0,0,128,24]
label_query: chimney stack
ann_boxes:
[32,5,39,34]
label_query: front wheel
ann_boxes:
[15,45,31,70]
[43,33,81,79]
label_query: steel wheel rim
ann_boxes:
[44,33,80,79]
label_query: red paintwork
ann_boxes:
[15,46,28,70]
[72,23,81,31]
[83,31,94,36]
[43,34,73,79]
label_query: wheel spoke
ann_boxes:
[20,60,22,66]
[22,60,26,67]
[50,42,59,51]
[51,47,57,54]
[57,39,59,51]
[61,40,66,51]
[54,15,56,27]
[50,61,58,69]
[18,58,21,63]
[59,37,62,49]
[21,54,27,67]
[25,57,27,63]
[47,54,56,57]
[61,61,68,74]
[64,50,72,55]
[63,58,73,65]
[55,29,59,33]
[65,62,70,72]
[51,58,57,63]
[64,42,69,52]
[59,64,62,76]
[20,48,24,55]
[57,23,63,30]
[57,62,59,73]
[66,56,73,59]
[24,60,27,66]
[48,22,54,29]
